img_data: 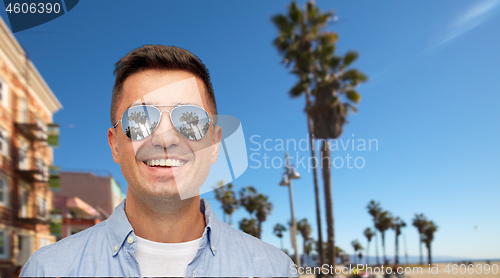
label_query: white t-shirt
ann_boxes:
[135,235,201,277]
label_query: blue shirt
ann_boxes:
[20,198,297,277]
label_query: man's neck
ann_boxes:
[124,190,206,243]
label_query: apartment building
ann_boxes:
[0,17,62,277]
[52,171,125,240]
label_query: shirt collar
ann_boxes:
[199,198,220,255]
[105,198,221,256]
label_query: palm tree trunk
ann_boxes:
[189,124,199,140]
[305,87,324,266]
[321,140,335,272]
[303,239,307,265]
[258,221,262,239]
[419,233,423,265]
[428,244,432,265]
[196,126,203,138]
[395,233,399,265]
[366,240,370,265]
[375,225,380,265]
[280,237,284,250]
[381,232,387,264]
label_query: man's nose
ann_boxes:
[149,111,181,148]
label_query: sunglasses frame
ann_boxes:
[112,104,215,141]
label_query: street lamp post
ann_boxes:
[279,152,301,269]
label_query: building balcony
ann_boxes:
[15,167,48,183]
[14,122,47,142]
[15,204,50,225]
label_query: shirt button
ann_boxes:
[114,245,118,252]
[211,245,216,251]
[193,270,196,277]
[127,236,134,244]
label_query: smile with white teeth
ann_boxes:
[144,158,187,167]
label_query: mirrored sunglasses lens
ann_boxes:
[170,106,210,140]
[122,106,161,140]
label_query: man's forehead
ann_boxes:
[127,76,206,108]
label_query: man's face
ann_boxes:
[108,69,222,201]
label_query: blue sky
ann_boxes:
[2,0,499,260]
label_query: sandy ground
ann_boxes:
[298,262,500,278]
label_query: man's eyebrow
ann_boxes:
[126,101,201,109]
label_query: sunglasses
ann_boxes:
[112,104,215,141]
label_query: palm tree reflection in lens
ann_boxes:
[122,105,210,141]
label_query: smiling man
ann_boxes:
[20,45,296,277]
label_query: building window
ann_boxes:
[0,126,8,157]
[38,237,51,249]
[18,139,28,170]
[0,229,8,258]
[36,118,47,141]
[19,98,27,123]
[0,176,7,207]
[19,183,27,218]
[37,196,48,220]
[36,158,47,181]
[0,76,8,108]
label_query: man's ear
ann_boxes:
[108,128,120,164]
[210,125,222,164]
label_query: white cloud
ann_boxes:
[427,0,500,53]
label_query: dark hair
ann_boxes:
[111,45,217,125]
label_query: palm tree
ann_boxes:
[363,227,375,265]
[128,111,148,139]
[273,2,367,270]
[367,200,382,265]
[304,238,315,266]
[213,180,239,225]
[375,211,394,265]
[351,240,363,264]
[239,218,259,238]
[239,186,258,216]
[297,218,312,259]
[188,112,204,138]
[273,223,287,250]
[239,186,272,238]
[412,213,427,265]
[255,193,273,238]
[180,112,203,139]
[422,221,438,265]
[391,217,406,265]
[272,2,326,265]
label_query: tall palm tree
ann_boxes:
[363,227,375,265]
[180,112,202,139]
[189,112,204,138]
[273,2,367,270]
[297,218,312,259]
[128,111,148,139]
[412,213,427,265]
[273,223,287,250]
[391,217,406,265]
[351,240,363,264]
[239,218,259,238]
[239,186,258,216]
[422,221,438,265]
[239,186,272,238]
[213,180,239,225]
[375,211,394,264]
[367,200,382,265]
[255,193,273,238]
[272,2,326,265]
[304,238,315,265]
